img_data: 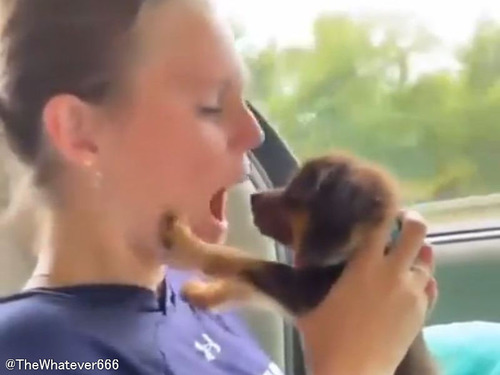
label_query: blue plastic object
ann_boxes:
[424,321,500,375]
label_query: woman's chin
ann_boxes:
[191,216,228,244]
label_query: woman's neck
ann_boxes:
[26,206,165,292]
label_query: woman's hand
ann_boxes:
[296,211,438,375]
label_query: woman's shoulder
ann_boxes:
[0,288,70,328]
[0,289,95,359]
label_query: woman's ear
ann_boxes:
[42,95,101,167]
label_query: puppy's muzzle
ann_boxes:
[250,189,293,246]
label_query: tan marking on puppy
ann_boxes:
[181,278,255,310]
[290,210,309,254]
[181,277,296,318]
[160,213,262,277]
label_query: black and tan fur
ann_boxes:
[160,151,439,375]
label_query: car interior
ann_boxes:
[0,0,499,373]
[0,106,499,375]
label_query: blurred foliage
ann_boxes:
[239,13,500,203]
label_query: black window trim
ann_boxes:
[248,102,305,375]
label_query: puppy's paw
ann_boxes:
[181,280,218,310]
[159,211,190,250]
[160,212,178,249]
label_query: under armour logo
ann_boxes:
[194,333,221,362]
[263,362,284,375]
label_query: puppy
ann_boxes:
[160,151,438,375]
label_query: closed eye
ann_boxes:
[199,106,223,116]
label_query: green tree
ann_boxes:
[243,14,500,203]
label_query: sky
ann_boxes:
[216,0,500,48]
[215,0,500,75]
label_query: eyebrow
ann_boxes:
[207,69,248,97]
[178,62,249,95]
[222,64,250,96]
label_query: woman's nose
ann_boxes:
[232,104,265,151]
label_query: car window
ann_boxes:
[216,0,500,229]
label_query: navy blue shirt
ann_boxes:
[0,270,284,375]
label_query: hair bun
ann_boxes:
[0,97,40,165]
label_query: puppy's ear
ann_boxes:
[316,163,395,231]
[350,165,398,224]
[285,166,332,206]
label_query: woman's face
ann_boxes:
[93,1,263,251]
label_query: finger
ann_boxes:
[414,244,435,274]
[410,263,432,287]
[389,211,428,271]
[409,264,435,313]
[425,277,439,311]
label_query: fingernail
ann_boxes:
[419,245,434,265]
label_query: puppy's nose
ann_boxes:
[250,193,262,208]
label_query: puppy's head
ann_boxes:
[251,152,399,266]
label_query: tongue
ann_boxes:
[210,188,227,222]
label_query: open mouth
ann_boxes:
[206,159,250,233]
[209,187,228,226]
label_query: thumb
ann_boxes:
[348,218,394,271]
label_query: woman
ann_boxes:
[0,1,435,374]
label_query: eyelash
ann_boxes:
[199,106,223,116]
